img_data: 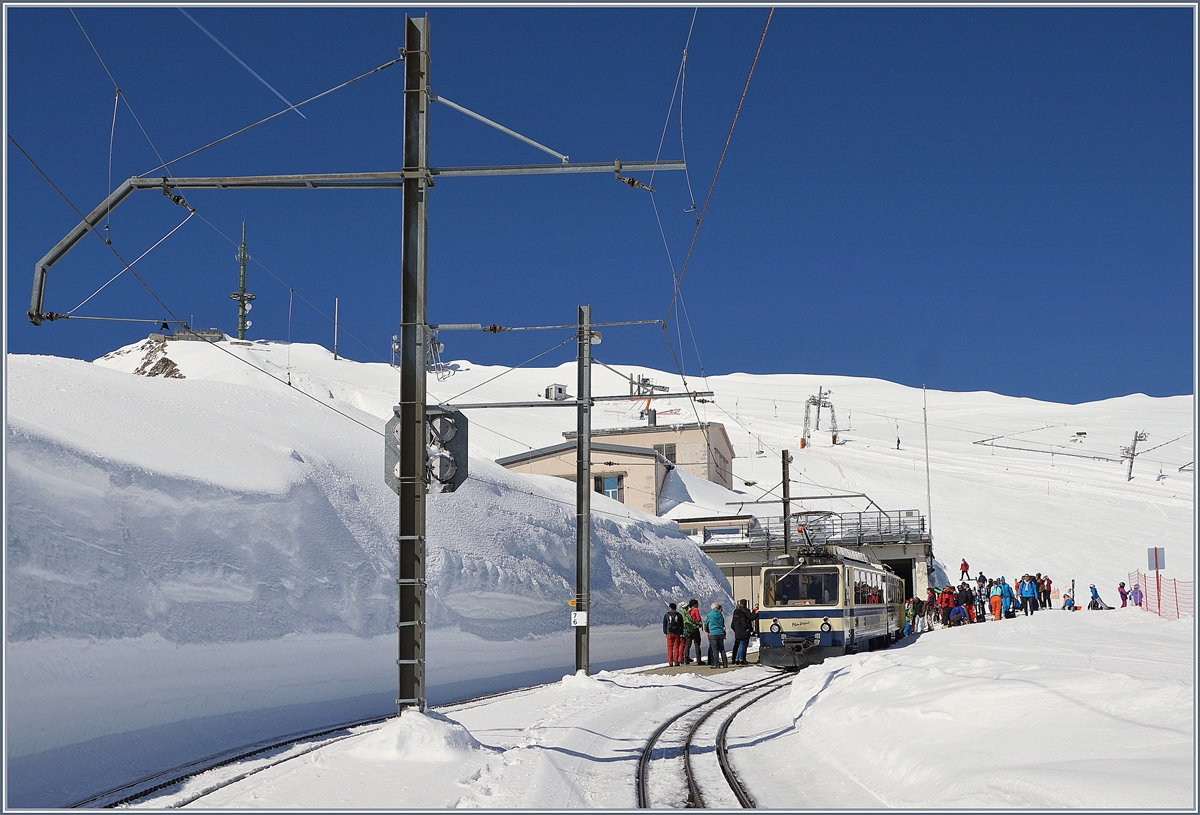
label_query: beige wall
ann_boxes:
[501,449,665,515]
[588,426,735,490]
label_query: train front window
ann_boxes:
[764,568,839,606]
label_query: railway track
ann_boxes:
[72,670,792,809]
[636,671,791,809]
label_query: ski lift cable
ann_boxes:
[66,211,195,315]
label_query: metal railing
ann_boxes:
[762,510,929,546]
[692,509,930,550]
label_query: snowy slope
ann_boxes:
[4,335,1193,806]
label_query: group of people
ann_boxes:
[912,563,1140,630]
[907,569,1058,632]
[662,598,755,669]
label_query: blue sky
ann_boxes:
[5,6,1194,404]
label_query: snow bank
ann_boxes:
[781,610,1194,808]
[342,710,499,763]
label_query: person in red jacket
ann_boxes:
[939,586,956,626]
[960,559,970,580]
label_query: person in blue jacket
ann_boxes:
[999,577,1016,617]
[704,602,728,669]
[1017,575,1039,615]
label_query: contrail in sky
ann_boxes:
[178,8,306,120]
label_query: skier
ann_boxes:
[1088,584,1111,610]
[960,559,970,580]
[1130,584,1144,607]
[1061,593,1075,611]
[1118,582,1129,608]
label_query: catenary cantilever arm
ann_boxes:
[29,159,685,325]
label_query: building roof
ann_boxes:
[674,514,756,525]
[562,422,734,455]
[495,441,672,469]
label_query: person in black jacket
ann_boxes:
[662,602,686,666]
[730,599,755,665]
[955,583,977,623]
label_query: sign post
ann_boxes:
[1148,548,1165,616]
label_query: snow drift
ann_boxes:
[5,340,727,806]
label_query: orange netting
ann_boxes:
[1127,570,1194,620]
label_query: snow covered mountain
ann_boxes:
[4,334,1193,806]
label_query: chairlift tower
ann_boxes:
[228,222,255,340]
[801,390,839,447]
[1121,430,1149,481]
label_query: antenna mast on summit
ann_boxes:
[229,222,255,340]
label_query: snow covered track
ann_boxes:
[637,671,790,809]
[69,683,545,808]
[68,715,391,808]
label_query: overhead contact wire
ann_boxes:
[663,7,773,328]
[142,57,401,176]
[437,335,577,405]
[71,8,174,178]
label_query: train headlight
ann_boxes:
[769,618,782,634]
[820,618,832,632]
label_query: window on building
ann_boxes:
[594,475,624,502]
[653,443,677,463]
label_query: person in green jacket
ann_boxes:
[681,599,703,664]
[704,602,728,668]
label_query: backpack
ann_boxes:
[665,610,684,635]
[912,599,925,616]
[681,610,700,635]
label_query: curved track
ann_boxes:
[636,672,791,809]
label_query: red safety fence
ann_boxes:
[1127,570,1194,620]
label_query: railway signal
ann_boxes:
[384,406,469,494]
